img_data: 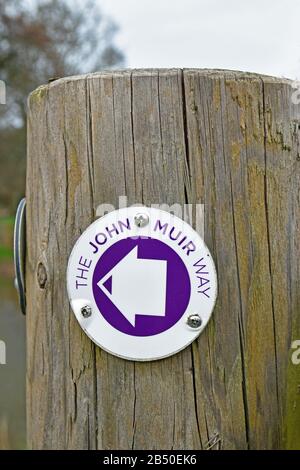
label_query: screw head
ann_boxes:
[134,213,149,228]
[187,313,202,329]
[81,305,92,318]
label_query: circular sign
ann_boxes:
[67,207,217,361]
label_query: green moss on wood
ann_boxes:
[284,349,300,449]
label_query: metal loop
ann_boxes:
[13,198,26,315]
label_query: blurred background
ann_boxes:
[1,0,300,449]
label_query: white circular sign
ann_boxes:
[67,207,217,361]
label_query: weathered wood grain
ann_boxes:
[26,69,300,449]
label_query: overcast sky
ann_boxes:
[100,0,300,79]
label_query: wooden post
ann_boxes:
[26,69,300,450]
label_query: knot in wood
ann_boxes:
[37,262,47,289]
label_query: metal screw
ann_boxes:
[81,305,92,318]
[134,213,149,228]
[187,313,202,329]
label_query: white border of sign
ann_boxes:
[67,207,217,361]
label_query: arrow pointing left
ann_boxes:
[97,246,167,326]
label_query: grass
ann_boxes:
[0,216,14,226]
[0,246,13,260]
[0,216,14,262]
